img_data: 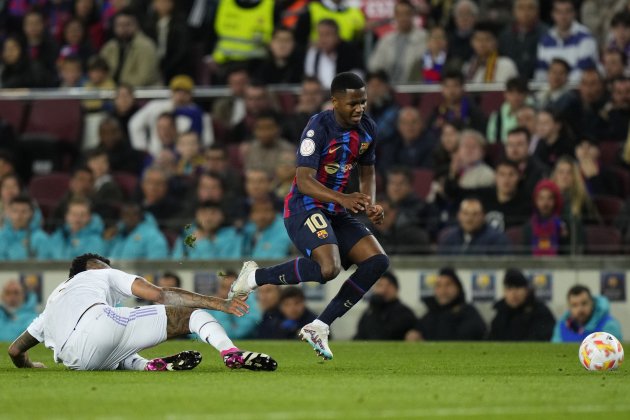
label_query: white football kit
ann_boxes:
[27,268,167,370]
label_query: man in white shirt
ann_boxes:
[7,253,277,372]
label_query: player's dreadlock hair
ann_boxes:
[69,253,111,278]
[330,72,365,96]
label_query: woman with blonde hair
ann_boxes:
[551,156,600,223]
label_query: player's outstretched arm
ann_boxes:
[296,167,371,213]
[130,277,249,316]
[8,330,46,369]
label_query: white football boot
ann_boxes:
[228,260,258,300]
[299,322,333,360]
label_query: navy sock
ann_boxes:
[254,257,324,286]
[318,254,390,325]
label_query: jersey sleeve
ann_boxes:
[26,313,45,342]
[107,268,139,298]
[296,114,327,170]
[358,116,378,166]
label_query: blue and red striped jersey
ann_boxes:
[284,110,377,218]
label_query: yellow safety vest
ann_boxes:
[309,2,366,43]
[213,0,274,64]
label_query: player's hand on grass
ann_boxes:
[340,192,371,213]
[30,362,47,368]
[221,298,249,317]
[366,204,384,225]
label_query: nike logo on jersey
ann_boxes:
[328,145,342,154]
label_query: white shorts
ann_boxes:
[58,304,168,370]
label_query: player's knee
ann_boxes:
[320,263,341,282]
[363,253,390,277]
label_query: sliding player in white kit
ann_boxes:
[7,253,277,371]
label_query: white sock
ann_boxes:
[312,319,329,329]
[118,353,149,371]
[247,269,259,289]
[189,309,235,353]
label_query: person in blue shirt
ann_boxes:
[552,285,623,342]
[0,195,50,260]
[172,201,243,260]
[106,202,169,260]
[0,280,38,342]
[243,199,292,259]
[266,286,318,340]
[48,197,106,260]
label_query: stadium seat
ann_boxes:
[412,168,433,199]
[593,195,624,226]
[479,91,504,116]
[418,92,442,119]
[112,172,139,199]
[394,92,414,107]
[227,143,244,172]
[23,100,82,144]
[28,172,71,218]
[610,166,630,197]
[598,141,621,166]
[277,92,297,115]
[584,225,622,254]
[0,100,26,133]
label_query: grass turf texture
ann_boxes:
[0,341,628,420]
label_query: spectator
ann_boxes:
[478,0,513,26]
[178,171,240,224]
[243,199,292,259]
[100,8,160,86]
[533,109,575,168]
[523,179,572,255]
[552,285,623,342]
[202,145,244,198]
[467,159,531,232]
[487,77,530,144]
[257,26,304,85]
[551,156,599,223]
[437,197,511,255]
[282,76,325,142]
[368,0,426,83]
[84,148,124,207]
[138,166,179,229]
[129,75,210,157]
[0,150,16,179]
[0,35,55,88]
[241,168,283,221]
[498,0,547,80]
[418,26,448,83]
[0,195,50,260]
[379,107,438,172]
[0,280,38,342]
[603,49,627,86]
[206,271,261,339]
[406,267,486,341]
[535,58,572,110]
[294,0,365,46]
[505,127,549,196]
[211,66,249,131]
[515,105,539,153]
[272,150,297,201]
[354,271,416,340]
[365,71,400,142]
[73,0,105,50]
[0,174,43,229]
[83,56,116,112]
[57,56,84,88]
[96,116,144,176]
[50,166,98,228]
[229,82,277,144]
[58,18,94,69]
[560,68,607,142]
[600,77,630,141]
[448,0,478,66]
[447,129,495,190]
[535,0,599,83]
[607,10,630,69]
[49,197,106,259]
[575,139,621,198]
[369,167,432,254]
[464,21,518,83]
[255,285,283,339]
[105,201,169,260]
[106,84,139,140]
[304,19,364,88]
[489,268,556,341]
[269,286,317,339]
[145,112,178,169]
[172,201,243,260]
[143,0,192,84]
[174,132,205,176]
[23,10,59,74]
[432,121,461,182]
[581,1,627,48]
[156,271,181,288]
[243,111,295,175]
[427,70,487,135]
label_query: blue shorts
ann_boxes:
[284,208,373,269]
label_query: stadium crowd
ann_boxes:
[3,0,630,259]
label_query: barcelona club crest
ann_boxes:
[359,142,369,154]
[317,229,328,239]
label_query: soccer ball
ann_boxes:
[578,332,624,371]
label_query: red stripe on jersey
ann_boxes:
[283,178,297,218]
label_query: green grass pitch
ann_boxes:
[0,341,629,419]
